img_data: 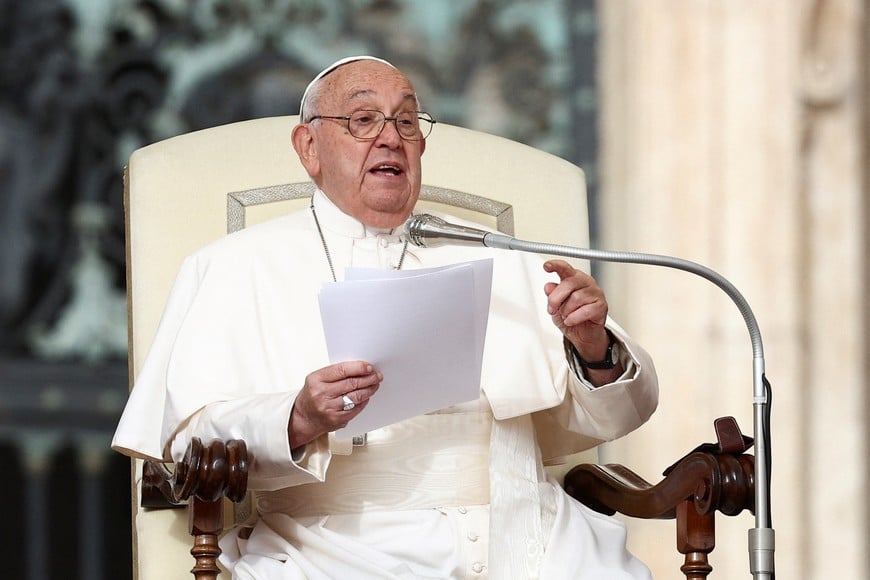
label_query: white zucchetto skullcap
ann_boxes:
[299,55,397,118]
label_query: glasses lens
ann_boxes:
[349,110,386,139]
[414,112,434,140]
[394,111,422,139]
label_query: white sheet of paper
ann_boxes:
[319,259,493,438]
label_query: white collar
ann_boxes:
[311,189,402,242]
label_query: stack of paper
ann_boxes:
[318,259,493,438]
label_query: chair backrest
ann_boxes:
[125,115,590,579]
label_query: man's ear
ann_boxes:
[291,123,320,177]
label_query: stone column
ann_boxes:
[596,1,867,578]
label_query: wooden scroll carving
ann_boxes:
[564,416,754,580]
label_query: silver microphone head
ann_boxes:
[404,214,490,248]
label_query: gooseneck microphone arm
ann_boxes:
[405,214,775,579]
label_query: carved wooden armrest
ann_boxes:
[563,417,755,580]
[141,438,249,580]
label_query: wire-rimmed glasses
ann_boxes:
[310,110,436,141]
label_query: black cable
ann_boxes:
[763,374,773,529]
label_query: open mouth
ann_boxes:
[370,163,404,176]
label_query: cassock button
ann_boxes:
[467,531,479,542]
[457,506,468,514]
[471,562,485,574]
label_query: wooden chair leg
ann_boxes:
[189,496,223,580]
[677,501,715,579]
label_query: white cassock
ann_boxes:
[113,189,659,579]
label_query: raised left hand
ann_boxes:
[543,259,611,362]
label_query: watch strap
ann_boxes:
[576,329,618,370]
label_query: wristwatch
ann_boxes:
[577,330,619,370]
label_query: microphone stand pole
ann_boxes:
[479,232,775,580]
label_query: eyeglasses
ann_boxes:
[309,110,436,141]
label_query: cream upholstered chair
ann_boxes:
[123,115,593,579]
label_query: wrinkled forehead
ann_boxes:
[324,62,417,109]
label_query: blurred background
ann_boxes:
[0,1,866,579]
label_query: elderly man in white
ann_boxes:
[113,56,659,579]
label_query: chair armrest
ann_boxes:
[564,451,754,520]
[562,416,755,579]
[140,439,249,580]
[142,438,249,507]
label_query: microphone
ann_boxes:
[405,212,775,579]
[404,214,513,248]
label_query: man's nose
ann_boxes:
[375,119,403,148]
